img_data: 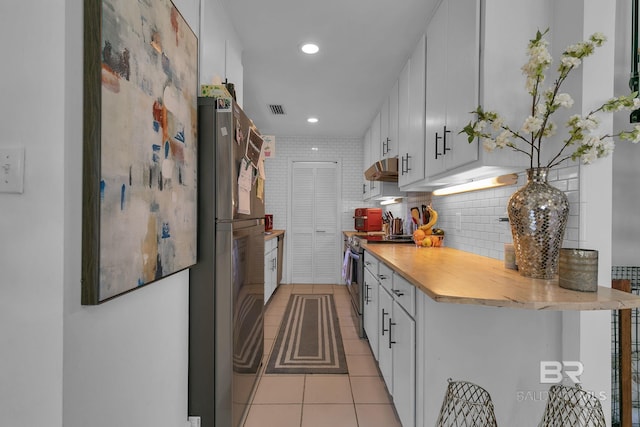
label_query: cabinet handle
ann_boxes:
[365,284,371,304]
[401,154,407,175]
[381,309,389,335]
[405,153,412,172]
[392,289,405,297]
[378,274,387,280]
[365,261,371,266]
[388,318,397,348]
[383,137,390,155]
[435,132,443,159]
[363,183,366,194]
[443,125,452,154]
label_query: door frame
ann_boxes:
[286,159,342,284]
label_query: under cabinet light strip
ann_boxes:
[432,174,518,196]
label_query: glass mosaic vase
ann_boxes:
[507,168,569,279]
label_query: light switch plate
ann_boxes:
[0,147,25,193]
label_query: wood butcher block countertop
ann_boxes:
[362,243,640,311]
[264,230,284,241]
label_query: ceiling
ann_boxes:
[219,0,439,138]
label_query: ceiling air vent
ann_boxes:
[269,104,286,115]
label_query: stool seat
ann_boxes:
[538,384,606,426]
[435,379,498,427]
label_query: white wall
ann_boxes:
[612,0,640,265]
[62,0,198,426]
[263,135,364,283]
[0,1,65,425]
[1,0,241,426]
[200,0,244,107]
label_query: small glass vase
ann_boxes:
[507,168,569,279]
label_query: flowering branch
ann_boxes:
[460,29,640,169]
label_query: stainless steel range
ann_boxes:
[344,234,415,338]
[344,235,365,338]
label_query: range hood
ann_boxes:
[364,157,398,182]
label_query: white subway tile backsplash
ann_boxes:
[264,135,366,232]
[428,165,580,261]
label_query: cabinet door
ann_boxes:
[368,114,382,198]
[378,287,394,393]
[387,79,399,158]
[397,60,411,186]
[380,97,390,159]
[401,34,426,187]
[443,0,479,172]
[264,250,271,304]
[363,128,371,200]
[392,303,416,427]
[425,1,448,177]
[264,247,277,304]
[363,269,379,360]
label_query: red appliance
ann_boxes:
[354,208,383,232]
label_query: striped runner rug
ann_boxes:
[266,294,348,374]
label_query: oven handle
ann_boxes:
[348,250,360,261]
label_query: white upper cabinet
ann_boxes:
[362,128,371,200]
[425,0,480,180]
[386,79,399,159]
[370,111,382,163]
[398,34,426,188]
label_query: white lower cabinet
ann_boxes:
[391,299,416,427]
[264,238,278,304]
[378,286,394,390]
[364,250,416,427]
[363,268,380,360]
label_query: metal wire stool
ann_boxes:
[435,379,498,427]
[538,384,606,426]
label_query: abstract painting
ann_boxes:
[82,0,198,304]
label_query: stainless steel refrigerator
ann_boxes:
[189,97,265,427]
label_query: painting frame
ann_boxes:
[82,0,198,304]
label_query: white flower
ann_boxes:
[491,116,504,131]
[590,32,607,46]
[555,93,574,108]
[634,98,640,109]
[482,138,497,152]
[522,116,543,133]
[597,137,615,157]
[495,131,511,148]
[581,145,599,164]
[561,56,581,68]
[473,120,487,133]
[574,116,599,131]
[535,102,548,116]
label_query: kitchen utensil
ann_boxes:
[392,218,404,235]
[422,205,429,225]
[411,207,420,225]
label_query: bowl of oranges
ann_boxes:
[412,228,444,247]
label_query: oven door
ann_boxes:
[346,247,365,337]
[346,249,361,304]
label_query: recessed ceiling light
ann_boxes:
[301,43,319,54]
[307,117,319,123]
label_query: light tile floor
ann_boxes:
[243,284,402,427]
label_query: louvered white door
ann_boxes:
[289,161,340,284]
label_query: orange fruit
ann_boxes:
[413,229,426,241]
